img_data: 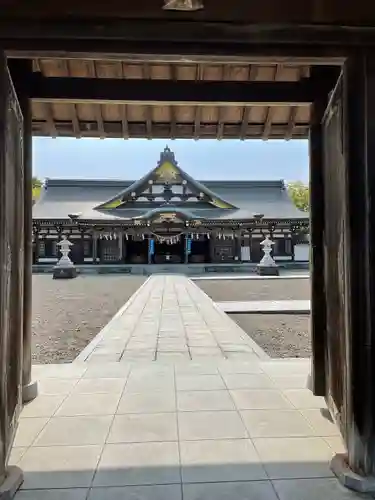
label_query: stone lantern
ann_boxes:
[53,235,77,279]
[257,235,279,276]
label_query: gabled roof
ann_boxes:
[33,177,308,222]
[95,146,236,210]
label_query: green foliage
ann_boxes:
[32,177,42,200]
[288,181,309,212]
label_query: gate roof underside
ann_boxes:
[31,58,311,140]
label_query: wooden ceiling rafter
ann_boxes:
[286,65,309,140]
[34,58,57,138]
[240,64,259,140]
[217,65,228,140]
[26,58,337,140]
[262,64,283,140]
[170,64,177,139]
[194,63,204,140]
[142,62,153,139]
[62,59,81,138]
[89,60,105,138]
[121,62,129,139]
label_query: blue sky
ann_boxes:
[33,138,309,182]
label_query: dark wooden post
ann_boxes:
[184,235,189,263]
[0,53,25,494]
[93,231,98,263]
[148,236,152,265]
[235,231,242,262]
[9,59,38,403]
[329,51,375,485]
[34,228,40,264]
[309,67,329,397]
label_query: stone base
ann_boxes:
[0,466,23,500]
[257,265,279,276]
[52,266,77,279]
[22,379,38,403]
[306,372,312,390]
[331,453,375,493]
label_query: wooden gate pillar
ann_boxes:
[328,51,375,489]
[309,67,328,396]
[0,53,25,498]
[8,59,38,403]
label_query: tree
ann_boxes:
[288,181,309,212]
[32,177,42,200]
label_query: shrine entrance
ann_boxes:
[153,234,185,264]
[189,235,210,264]
[3,1,375,492]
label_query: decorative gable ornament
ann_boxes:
[95,146,236,211]
[163,0,203,11]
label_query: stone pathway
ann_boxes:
[11,358,361,500]
[78,275,267,363]
[10,274,362,500]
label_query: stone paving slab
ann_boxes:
[11,358,362,500]
[78,275,269,363]
[216,300,311,314]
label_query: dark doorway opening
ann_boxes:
[126,239,148,264]
[189,237,210,263]
[153,239,184,264]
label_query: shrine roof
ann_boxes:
[33,177,308,222]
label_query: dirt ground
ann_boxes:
[32,275,145,364]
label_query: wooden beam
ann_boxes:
[90,61,105,139]
[285,106,298,139]
[170,64,177,139]
[143,63,153,139]
[121,63,129,139]
[62,59,81,138]
[29,74,327,105]
[0,19,374,47]
[33,59,57,137]
[262,64,283,139]
[240,65,259,140]
[2,1,375,24]
[217,65,230,140]
[194,64,203,140]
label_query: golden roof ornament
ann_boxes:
[163,0,203,10]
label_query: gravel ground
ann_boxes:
[197,278,310,302]
[32,275,145,364]
[32,274,310,364]
[198,278,311,358]
[229,313,310,358]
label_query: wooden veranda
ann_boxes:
[1,0,375,496]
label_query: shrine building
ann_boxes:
[32,146,309,270]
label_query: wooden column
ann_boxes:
[335,51,375,481]
[9,59,38,404]
[34,229,40,264]
[309,67,328,397]
[235,233,242,261]
[148,236,152,265]
[184,235,189,264]
[0,53,25,493]
[92,231,98,263]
